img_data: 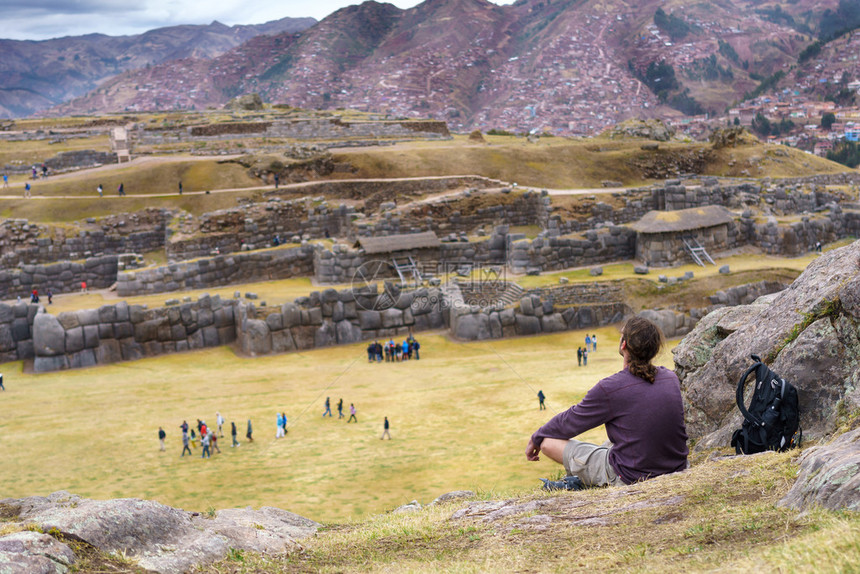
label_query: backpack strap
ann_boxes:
[736,354,766,427]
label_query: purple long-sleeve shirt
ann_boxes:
[531,366,688,484]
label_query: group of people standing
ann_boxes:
[577,333,598,366]
[96,183,125,197]
[366,336,421,362]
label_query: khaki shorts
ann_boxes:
[562,439,625,487]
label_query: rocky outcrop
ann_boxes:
[0,491,318,574]
[779,428,860,513]
[674,240,860,448]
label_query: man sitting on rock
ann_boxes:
[525,316,688,491]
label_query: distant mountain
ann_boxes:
[0,17,317,118]
[43,0,852,135]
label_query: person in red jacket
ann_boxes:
[526,316,688,491]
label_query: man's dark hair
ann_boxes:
[621,316,664,383]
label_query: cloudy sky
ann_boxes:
[0,0,514,41]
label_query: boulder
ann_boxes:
[454,313,491,341]
[674,240,860,448]
[33,313,65,356]
[590,267,603,276]
[515,314,541,336]
[0,491,317,574]
[0,530,76,573]
[336,320,362,344]
[778,428,860,512]
[634,265,649,275]
[240,319,271,356]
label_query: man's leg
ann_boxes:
[539,438,569,465]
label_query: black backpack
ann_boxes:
[730,354,801,455]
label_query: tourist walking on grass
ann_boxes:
[281,412,288,435]
[413,338,420,360]
[577,347,582,366]
[585,334,591,352]
[158,427,166,451]
[538,389,546,410]
[216,411,224,437]
[210,429,221,453]
[231,421,239,447]
[24,182,31,198]
[276,412,285,438]
[381,416,391,439]
[582,347,588,366]
[0,373,4,391]
[337,398,344,419]
[323,396,332,417]
[190,428,198,448]
[246,419,254,442]
[118,182,125,196]
[178,181,183,195]
[181,431,192,457]
[201,431,211,458]
[347,403,357,423]
[592,334,597,352]
[526,316,688,491]
[2,173,7,188]
[97,184,103,198]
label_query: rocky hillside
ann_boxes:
[0,17,316,118]
[45,0,847,135]
[675,239,860,446]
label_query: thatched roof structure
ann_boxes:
[630,206,735,234]
[354,231,440,254]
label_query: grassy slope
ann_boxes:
[332,135,850,188]
[1,328,635,524]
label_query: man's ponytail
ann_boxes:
[621,316,664,384]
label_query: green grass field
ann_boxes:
[0,327,662,524]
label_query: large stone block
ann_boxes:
[0,323,14,352]
[68,349,97,369]
[134,319,160,343]
[266,312,284,332]
[291,325,316,350]
[307,307,323,326]
[271,329,297,352]
[78,308,99,326]
[96,339,123,364]
[34,355,68,373]
[454,313,491,340]
[187,329,205,350]
[315,321,337,347]
[240,319,271,356]
[33,313,65,356]
[202,326,220,347]
[381,308,404,329]
[515,314,541,336]
[541,313,567,333]
[358,310,382,331]
[57,311,80,330]
[120,338,145,361]
[83,325,100,348]
[336,320,362,345]
[0,303,12,323]
[65,326,84,353]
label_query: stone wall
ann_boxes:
[508,226,637,274]
[3,150,117,175]
[32,295,238,373]
[0,211,169,267]
[117,245,315,297]
[739,210,857,256]
[138,118,451,145]
[449,289,630,341]
[636,222,741,267]
[313,241,496,285]
[0,302,39,363]
[0,255,118,300]
[524,281,626,306]
[233,285,447,357]
[356,191,547,237]
[167,199,354,261]
[707,280,788,307]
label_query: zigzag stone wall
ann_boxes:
[0,302,39,363]
[117,245,315,297]
[0,255,118,300]
[509,227,637,274]
[32,295,238,373]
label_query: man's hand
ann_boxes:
[525,439,540,461]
